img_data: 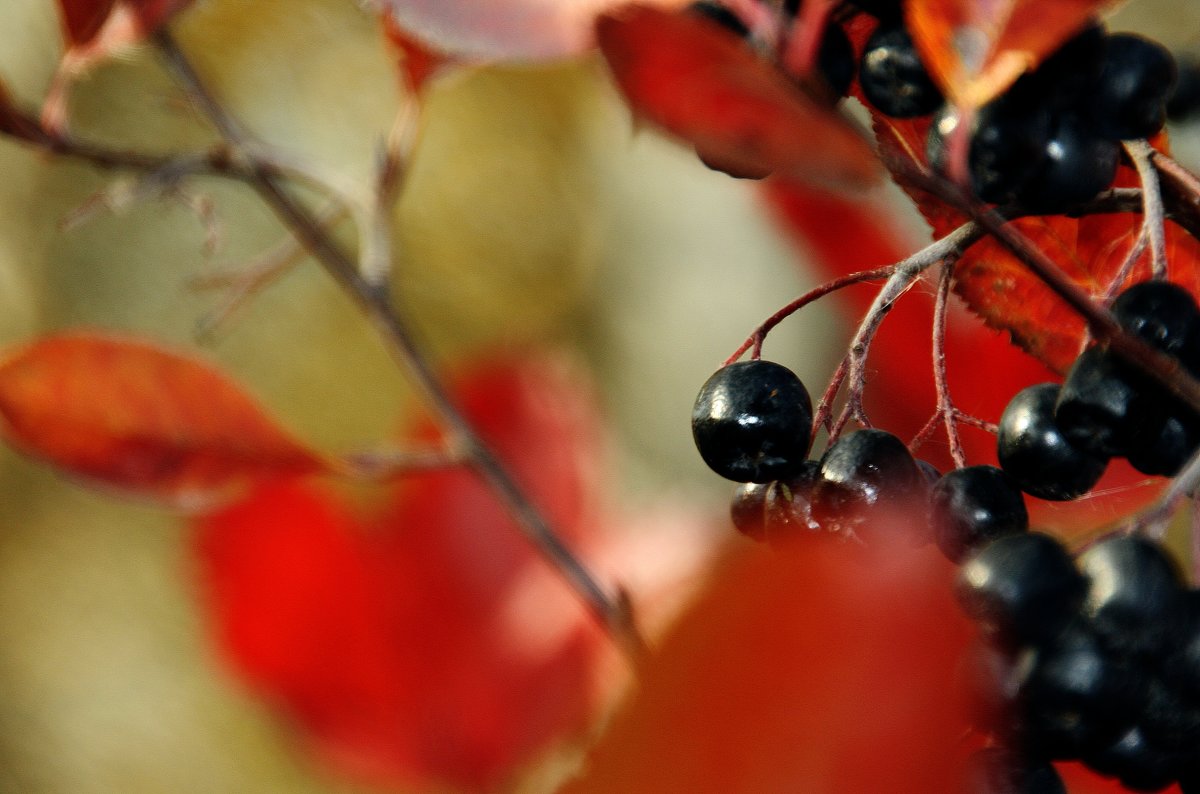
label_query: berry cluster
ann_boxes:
[921,24,1175,211]
[997,281,1200,505]
[688,1,1180,213]
[692,358,1028,556]
[690,280,1200,789]
[959,533,1200,791]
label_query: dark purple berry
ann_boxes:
[1083,725,1179,792]
[692,360,813,483]
[965,746,1066,794]
[1077,536,1186,660]
[1092,33,1177,141]
[956,532,1087,648]
[685,0,749,38]
[816,22,856,100]
[997,383,1108,501]
[1111,280,1200,361]
[927,100,1051,205]
[1014,112,1120,212]
[859,22,943,118]
[1168,53,1200,122]
[1054,346,1152,459]
[730,461,822,543]
[1017,621,1142,758]
[930,465,1028,563]
[1128,412,1200,477]
[812,428,926,540]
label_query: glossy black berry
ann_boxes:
[997,383,1108,501]
[1112,280,1200,361]
[1128,412,1200,477]
[1092,33,1177,141]
[1017,621,1142,758]
[1054,346,1151,459]
[685,0,749,38]
[1168,54,1200,122]
[859,22,943,118]
[692,360,813,483]
[927,100,1051,204]
[1076,536,1186,660]
[930,465,1028,563]
[965,746,1066,794]
[1164,593,1200,702]
[1084,724,1179,792]
[1014,112,1120,212]
[812,428,926,540]
[956,532,1087,647]
[729,461,821,543]
[816,22,856,100]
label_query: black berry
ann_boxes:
[859,22,943,118]
[930,465,1028,563]
[1054,346,1151,459]
[1014,112,1120,212]
[1092,33,1177,141]
[956,532,1087,647]
[685,0,749,38]
[812,428,925,540]
[997,383,1108,501]
[1076,535,1186,660]
[692,360,813,483]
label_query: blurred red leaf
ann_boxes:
[906,0,1121,108]
[56,0,189,49]
[875,117,1200,375]
[193,354,712,790]
[562,538,976,793]
[0,331,325,509]
[596,4,881,188]
[378,0,688,60]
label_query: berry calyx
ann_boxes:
[692,360,813,483]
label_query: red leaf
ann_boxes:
[876,117,1200,375]
[596,4,881,188]
[562,539,976,792]
[0,331,325,509]
[906,0,1121,108]
[378,0,687,61]
[194,354,659,790]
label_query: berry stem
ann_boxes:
[1125,139,1168,279]
[1126,448,1200,542]
[724,264,896,365]
[932,258,968,468]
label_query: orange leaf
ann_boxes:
[596,4,880,188]
[0,331,325,509]
[907,0,1122,108]
[563,538,976,793]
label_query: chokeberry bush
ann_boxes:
[3,0,1200,791]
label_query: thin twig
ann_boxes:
[338,444,467,479]
[831,222,980,438]
[192,202,349,339]
[1125,139,1168,279]
[724,264,896,365]
[932,259,967,468]
[150,29,647,662]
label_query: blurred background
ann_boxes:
[0,0,1196,791]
